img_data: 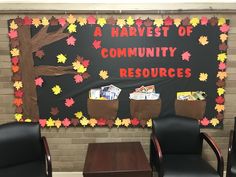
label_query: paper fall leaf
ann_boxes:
[13,81,23,90]
[13,98,23,107]
[199,73,208,82]
[97,18,106,27]
[93,40,101,49]
[66,36,76,46]
[67,24,77,33]
[71,118,79,126]
[135,18,143,27]
[12,65,19,73]
[39,119,47,128]
[35,50,45,59]
[8,30,18,39]
[50,107,59,115]
[52,85,62,95]
[65,98,75,107]
[201,16,208,25]
[181,51,191,61]
[217,88,225,96]
[78,17,87,26]
[99,70,109,80]
[15,113,23,121]
[41,17,49,26]
[200,117,210,126]
[89,118,97,127]
[25,119,32,123]
[215,104,225,112]
[218,18,226,26]
[24,16,32,25]
[97,118,106,126]
[122,119,131,127]
[35,77,44,87]
[147,119,152,127]
[217,71,227,80]
[217,53,227,62]
[62,118,71,127]
[154,18,164,27]
[190,17,200,27]
[131,118,140,126]
[210,118,219,127]
[174,18,182,27]
[55,120,62,128]
[32,18,41,28]
[75,111,83,119]
[74,74,83,83]
[117,19,126,28]
[220,24,230,33]
[126,16,134,26]
[10,20,18,30]
[67,14,76,24]
[10,48,20,57]
[199,36,209,46]
[80,117,89,127]
[218,62,226,70]
[46,118,55,127]
[15,90,23,97]
[220,33,228,43]
[57,54,67,63]
[164,16,173,26]
[115,118,122,127]
[87,16,96,24]
[215,96,225,104]
[58,17,67,27]
[82,60,90,67]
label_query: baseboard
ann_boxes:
[53,172,83,177]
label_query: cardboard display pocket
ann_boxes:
[87,99,119,119]
[130,99,161,120]
[175,100,206,120]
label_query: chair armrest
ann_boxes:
[42,136,52,177]
[150,133,163,177]
[201,132,224,177]
[226,130,234,177]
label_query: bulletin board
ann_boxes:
[8,15,229,128]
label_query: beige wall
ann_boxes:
[0,4,236,171]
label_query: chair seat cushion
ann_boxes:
[0,161,47,177]
[163,155,219,177]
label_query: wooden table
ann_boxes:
[83,142,152,177]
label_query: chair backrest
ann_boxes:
[152,115,202,154]
[0,122,44,168]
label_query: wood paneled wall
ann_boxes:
[0,12,235,171]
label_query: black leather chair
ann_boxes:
[150,115,223,177]
[0,122,52,177]
[226,117,236,177]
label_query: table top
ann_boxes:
[83,142,151,173]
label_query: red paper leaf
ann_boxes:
[201,16,208,25]
[58,17,67,27]
[74,74,83,83]
[66,36,76,46]
[131,118,140,126]
[71,118,79,126]
[15,89,23,97]
[35,77,44,87]
[39,119,47,128]
[215,96,224,104]
[97,118,106,126]
[164,16,173,26]
[11,57,19,65]
[82,60,90,67]
[218,62,226,70]
[23,16,32,25]
[82,72,90,79]
[135,18,143,27]
[220,24,230,33]
[35,50,45,59]
[181,51,191,61]
[200,117,209,126]
[8,30,18,39]
[62,118,71,127]
[93,40,101,49]
[87,16,96,24]
[50,107,59,116]
[65,98,75,107]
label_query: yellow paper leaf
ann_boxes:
[57,54,67,63]
[217,88,225,96]
[72,61,87,73]
[10,48,20,57]
[220,33,228,43]
[218,18,226,26]
[217,71,227,80]
[99,70,109,80]
[210,118,219,127]
[126,16,134,26]
[174,18,182,27]
[13,81,23,90]
[115,118,122,127]
[15,113,23,121]
[74,111,83,119]
[32,18,41,28]
[41,17,49,26]
[217,53,227,62]
[67,14,76,24]
[52,85,62,95]
[147,119,152,127]
[46,118,55,127]
[55,119,62,128]
[89,118,97,127]
[97,18,106,27]
[199,36,209,46]
[77,17,87,26]
[215,104,225,112]
[190,17,200,27]
[153,18,163,27]
[80,117,89,127]
[199,73,208,82]
[122,118,131,127]
[117,19,126,28]
[67,24,77,33]
[25,119,32,122]
[10,20,18,30]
